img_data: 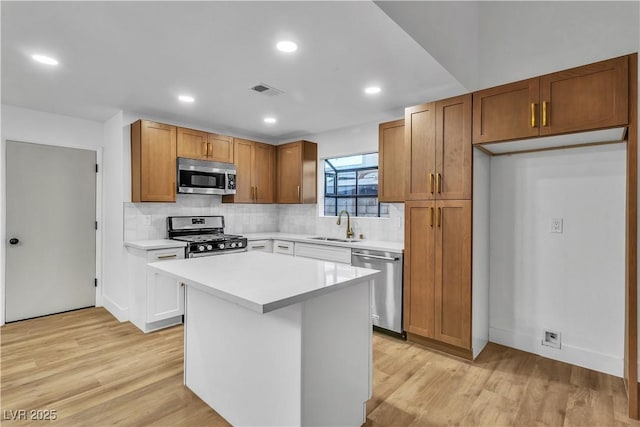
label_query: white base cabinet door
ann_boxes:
[294,242,351,264]
[273,240,295,255]
[127,247,185,333]
[247,239,273,252]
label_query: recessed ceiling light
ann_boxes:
[31,54,58,66]
[276,41,298,53]
[178,95,195,103]
[364,86,381,95]
[264,117,277,124]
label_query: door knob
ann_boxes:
[9,238,19,245]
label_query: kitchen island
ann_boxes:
[148,251,380,427]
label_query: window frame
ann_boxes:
[323,154,382,217]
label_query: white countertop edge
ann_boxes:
[124,239,187,250]
[147,256,381,314]
[243,232,404,253]
[147,267,265,313]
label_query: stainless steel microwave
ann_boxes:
[177,158,236,195]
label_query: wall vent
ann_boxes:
[250,83,284,97]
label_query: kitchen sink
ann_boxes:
[308,236,360,243]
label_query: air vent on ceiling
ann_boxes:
[250,83,284,97]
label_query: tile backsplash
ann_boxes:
[277,204,404,242]
[124,195,404,243]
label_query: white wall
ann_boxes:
[0,104,105,324]
[489,143,626,376]
[101,111,128,320]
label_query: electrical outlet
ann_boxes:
[550,218,563,233]
[142,215,152,226]
[542,329,561,349]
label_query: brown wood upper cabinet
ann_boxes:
[177,127,234,163]
[473,55,629,144]
[404,200,471,351]
[223,138,275,204]
[405,94,472,201]
[208,133,234,163]
[131,120,177,202]
[276,141,318,204]
[379,119,406,202]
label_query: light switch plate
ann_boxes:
[550,218,563,233]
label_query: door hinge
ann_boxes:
[95,221,98,230]
[95,163,99,173]
[94,278,98,287]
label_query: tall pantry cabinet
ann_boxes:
[404,94,473,356]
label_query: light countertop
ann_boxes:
[124,239,187,250]
[148,251,380,314]
[243,232,403,253]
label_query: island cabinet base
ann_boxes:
[184,280,373,427]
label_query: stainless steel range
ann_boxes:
[167,216,247,258]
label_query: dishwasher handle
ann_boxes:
[352,252,400,261]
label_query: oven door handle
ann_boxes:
[188,248,247,258]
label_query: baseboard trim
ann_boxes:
[102,295,128,322]
[489,326,623,377]
[406,333,473,360]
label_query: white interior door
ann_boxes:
[6,141,96,322]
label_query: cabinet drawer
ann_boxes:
[294,242,351,264]
[273,240,295,255]
[247,240,273,252]
[146,248,185,263]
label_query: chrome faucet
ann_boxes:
[336,209,355,239]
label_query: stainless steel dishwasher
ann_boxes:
[351,248,404,338]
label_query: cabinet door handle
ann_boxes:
[202,141,207,157]
[436,173,442,194]
[297,185,300,201]
[436,207,441,228]
[157,254,177,260]
[207,142,213,157]
[277,245,289,249]
[252,245,266,249]
[542,101,548,127]
[429,173,434,194]
[255,186,258,201]
[430,207,434,227]
[531,103,537,127]
[250,186,254,199]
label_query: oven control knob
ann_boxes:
[218,243,225,250]
[198,245,205,251]
[231,242,237,248]
[237,242,243,247]
[206,245,213,250]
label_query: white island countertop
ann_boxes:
[148,251,380,314]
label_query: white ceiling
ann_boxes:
[377,1,639,91]
[1,1,466,143]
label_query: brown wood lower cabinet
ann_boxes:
[404,200,471,352]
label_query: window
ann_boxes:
[323,153,388,217]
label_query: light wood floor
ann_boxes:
[1,308,638,426]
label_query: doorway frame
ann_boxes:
[1,139,103,325]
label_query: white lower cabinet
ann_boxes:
[247,239,273,253]
[127,246,185,333]
[273,240,295,255]
[294,242,352,264]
